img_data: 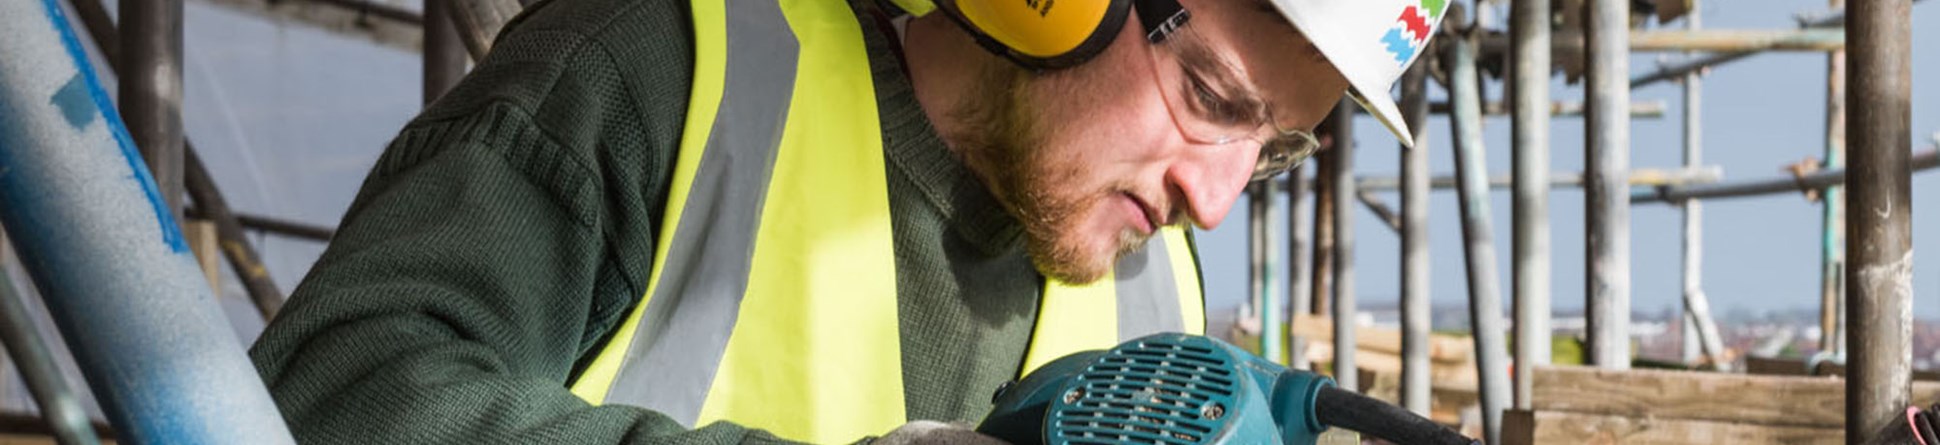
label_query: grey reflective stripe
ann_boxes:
[600,0,799,427]
[1115,234,1186,341]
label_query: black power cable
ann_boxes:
[1916,404,1940,444]
[1313,386,1476,445]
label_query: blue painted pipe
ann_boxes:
[0,1,295,443]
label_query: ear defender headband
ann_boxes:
[930,0,1191,71]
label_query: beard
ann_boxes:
[945,64,1153,284]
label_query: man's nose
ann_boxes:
[1164,143,1259,231]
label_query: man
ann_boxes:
[249,0,1444,443]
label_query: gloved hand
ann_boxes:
[873,421,1011,445]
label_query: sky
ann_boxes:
[70,0,1934,334]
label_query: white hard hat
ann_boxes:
[1265,0,1447,147]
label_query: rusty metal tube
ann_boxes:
[1444,29,1512,444]
[1844,0,1915,442]
[424,0,467,105]
[1398,45,1432,418]
[1328,99,1357,392]
[119,0,185,219]
[1585,0,1634,371]
[1510,0,1553,412]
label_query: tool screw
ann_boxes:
[1062,389,1083,404]
[1200,403,1224,420]
[990,382,1014,404]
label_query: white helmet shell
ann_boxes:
[1266,0,1447,147]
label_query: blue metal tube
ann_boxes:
[0,1,296,443]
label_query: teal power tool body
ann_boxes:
[978,333,1476,445]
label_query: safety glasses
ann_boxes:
[1136,0,1320,182]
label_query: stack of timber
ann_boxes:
[1285,314,1480,425]
[1745,356,1940,381]
[1505,365,1940,444]
[0,411,114,444]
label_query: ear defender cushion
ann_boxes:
[951,0,1132,70]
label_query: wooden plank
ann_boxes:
[1503,410,1535,445]
[0,412,115,443]
[192,0,421,53]
[0,436,60,445]
[1532,365,1940,428]
[1505,410,1841,445]
[182,219,219,293]
[1628,29,1846,53]
[447,0,524,59]
[1744,356,1816,376]
[1363,370,1476,426]
[1814,360,1940,380]
[1291,313,1472,364]
[1324,347,1478,392]
[0,435,116,445]
[1744,356,1940,381]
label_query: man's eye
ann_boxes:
[1183,70,1254,126]
[1189,76,1220,112]
[1179,75,1226,116]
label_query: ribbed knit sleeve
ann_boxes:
[246,0,809,442]
[249,105,779,445]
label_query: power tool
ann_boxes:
[978,333,1477,445]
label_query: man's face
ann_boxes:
[950,0,1350,284]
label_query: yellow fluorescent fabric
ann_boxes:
[691,0,903,442]
[1020,275,1119,375]
[568,0,1204,439]
[1163,227,1205,335]
[886,0,935,16]
[568,0,729,404]
[956,0,1111,58]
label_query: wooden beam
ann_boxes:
[1504,409,1842,445]
[190,0,421,53]
[1744,356,1940,381]
[191,0,524,59]
[183,219,219,292]
[1743,356,1819,376]
[1309,346,1479,392]
[1362,369,1480,426]
[1531,366,1940,428]
[0,412,114,442]
[1629,29,1846,52]
[1503,409,1534,445]
[446,0,523,59]
[1291,313,1473,365]
[1346,166,1724,192]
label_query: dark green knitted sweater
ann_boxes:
[247,0,1054,443]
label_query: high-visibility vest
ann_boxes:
[566,1,1204,442]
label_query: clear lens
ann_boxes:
[1252,130,1318,181]
[1142,25,1318,182]
[1143,26,1261,145]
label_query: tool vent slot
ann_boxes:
[1050,337,1237,445]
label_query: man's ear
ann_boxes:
[930,0,1135,71]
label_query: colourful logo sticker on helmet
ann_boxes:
[1379,0,1445,66]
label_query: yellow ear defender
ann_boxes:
[892,0,1192,71]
